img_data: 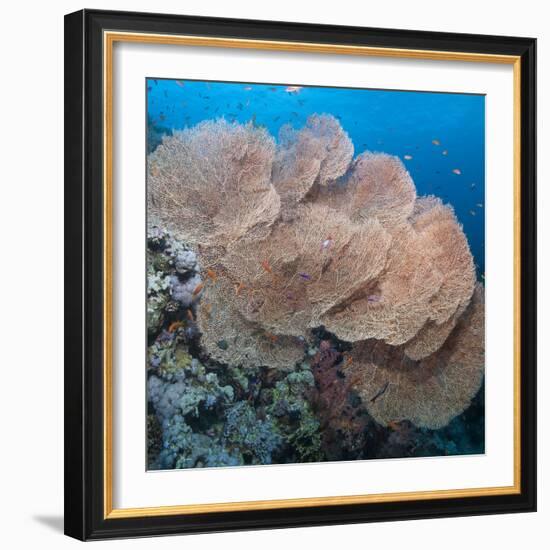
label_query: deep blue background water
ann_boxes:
[147,79,485,278]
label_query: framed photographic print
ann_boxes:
[64,9,536,540]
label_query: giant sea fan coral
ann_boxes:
[148,119,280,249]
[149,114,484,429]
[344,284,485,429]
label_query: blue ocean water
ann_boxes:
[147,78,485,278]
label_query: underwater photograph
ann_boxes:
[145,78,485,471]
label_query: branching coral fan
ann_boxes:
[344,284,485,429]
[149,114,484,429]
[148,119,280,250]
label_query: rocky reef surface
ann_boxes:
[146,115,485,469]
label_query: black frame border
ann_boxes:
[64,9,536,541]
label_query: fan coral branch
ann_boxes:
[346,284,485,429]
[322,196,476,350]
[196,271,305,370]
[322,222,444,345]
[411,196,476,325]
[398,197,476,360]
[272,114,353,208]
[148,119,280,248]
[402,308,463,361]
[317,152,416,229]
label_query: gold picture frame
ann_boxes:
[65,9,536,540]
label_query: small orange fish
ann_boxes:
[341,353,353,367]
[168,321,184,333]
[387,420,402,431]
[206,268,217,281]
[234,282,246,296]
[186,309,194,321]
[452,168,462,175]
[192,282,204,296]
[403,154,413,160]
[265,332,278,343]
[432,139,441,146]
[285,85,303,93]
[261,259,272,273]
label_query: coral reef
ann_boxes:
[146,227,324,469]
[146,330,324,468]
[308,338,375,460]
[147,113,485,467]
[146,225,203,341]
[401,197,476,359]
[223,401,283,464]
[261,367,323,462]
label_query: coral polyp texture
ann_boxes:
[147,101,485,468]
